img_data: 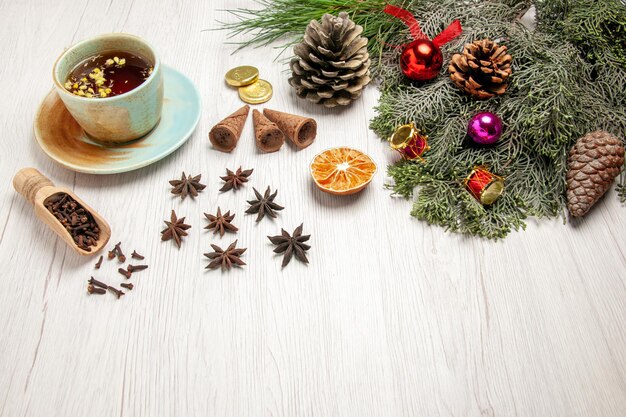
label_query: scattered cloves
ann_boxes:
[87,284,106,295]
[107,286,125,299]
[127,264,148,273]
[118,268,132,279]
[88,276,108,289]
[114,242,126,263]
[89,244,145,298]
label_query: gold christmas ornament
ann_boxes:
[449,39,512,100]
[289,12,372,108]
[566,130,625,217]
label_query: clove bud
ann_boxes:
[127,264,148,273]
[114,242,126,263]
[131,250,145,260]
[107,286,125,299]
[87,284,106,295]
[88,276,108,289]
[118,268,132,279]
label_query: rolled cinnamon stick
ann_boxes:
[263,108,317,149]
[209,105,250,152]
[252,109,284,152]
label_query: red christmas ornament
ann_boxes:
[384,5,462,82]
[400,39,443,81]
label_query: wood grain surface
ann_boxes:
[0,1,625,416]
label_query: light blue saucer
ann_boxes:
[35,65,201,174]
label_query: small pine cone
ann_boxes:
[449,39,512,100]
[289,12,372,108]
[566,131,625,217]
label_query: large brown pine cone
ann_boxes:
[566,131,625,217]
[449,39,512,100]
[289,12,371,108]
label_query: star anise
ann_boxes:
[160,210,191,248]
[204,240,247,270]
[220,167,253,192]
[169,172,206,200]
[204,207,238,236]
[245,186,284,222]
[268,224,311,267]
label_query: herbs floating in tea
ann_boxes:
[64,51,153,98]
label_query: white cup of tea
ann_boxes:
[53,33,163,143]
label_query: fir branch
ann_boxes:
[536,0,626,68]
[221,0,626,238]
[500,28,593,160]
[219,0,403,57]
[373,0,625,237]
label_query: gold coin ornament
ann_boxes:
[225,66,259,87]
[238,79,273,105]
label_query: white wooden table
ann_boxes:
[1,1,625,416]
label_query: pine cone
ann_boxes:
[566,131,625,217]
[449,39,512,100]
[289,12,371,108]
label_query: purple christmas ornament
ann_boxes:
[467,112,503,145]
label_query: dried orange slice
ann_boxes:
[310,147,377,195]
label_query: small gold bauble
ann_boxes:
[225,66,259,87]
[238,79,273,104]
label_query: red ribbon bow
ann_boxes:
[383,4,462,48]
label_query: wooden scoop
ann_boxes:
[12,168,111,256]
